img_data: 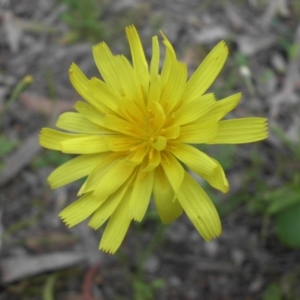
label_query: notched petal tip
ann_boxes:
[203,228,222,242]
[47,177,55,189]
[125,24,136,31]
[69,62,78,75]
[236,91,242,99]
[209,117,269,144]
[220,39,228,47]
[38,128,45,143]
[132,215,142,222]
[99,239,120,255]
[223,184,229,194]
[177,172,222,242]
[263,119,269,135]
[93,41,104,48]
[88,223,97,230]
[58,215,73,228]
[99,245,115,255]
[159,29,167,40]
[213,40,229,63]
[218,40,229,54]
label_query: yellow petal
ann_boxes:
[88,183,128,229]
[177,172,222,241]
[104,114,146,138]
[125,25,149,94]
[152,136,167,151]
[93,161,135,197]
[104,135,141,152]
[179,120,219,144]
[74,101,105,127]
[153,167,183,224]
[69,63,108,114]
[148,100,165,133]
[78,153,122,194]
[117,97,146,127]
[100,188,132,254]
[92,42,123,94]
[130,168,154,221]
[171,144,217,175]
[113,55,144,106]
[160,152,184,196]
[160,61,187,115]
[212,92,241,120]
[197,158,229,193]
[142,150,161,172]
[175,93,216,125]
[61,135,110,154]
[208,118,268,144]
[163,124,180,140]
[150,36,160,79]
[160,31,177,86]
[148,75,162,105]
[48,154,105,189]
[182,41,228,103]
[160,31,176,60]
[199,93,242,122]
[123,144,148,165]
[89,77,119,112]
[39,128,85,151]
[59,192,101,227]
[56,112,102,134]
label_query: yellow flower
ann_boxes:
[39,26,268,254]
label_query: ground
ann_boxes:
[1,0,300,299]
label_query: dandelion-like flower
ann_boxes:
[39,26,268,253]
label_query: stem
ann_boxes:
[0,75,33,129]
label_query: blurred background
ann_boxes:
[0,0,300,299]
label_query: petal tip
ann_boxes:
[47,177,55,189]
[99,243,117,255]
[125,24,135,31]
[223,185,229,194]
[220,40,229,51]
[69,62,76,74]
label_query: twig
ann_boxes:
[19,93,75,116]
[0,252,86,283]
[270,24,300,117]
[83,262,102,300]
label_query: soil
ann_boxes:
[1,0,300,299]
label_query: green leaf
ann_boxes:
[263,283,282,300]
[275,202,300,248]
[31,152,72,169]
[151,278,165,289]
[134,280,153,300]
[267,188,300,215]
[0,136,19,157]
[234,52,248,67]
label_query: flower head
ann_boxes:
[39,26,268,254]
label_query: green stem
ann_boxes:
[138,223,165,265]
[0,75,33,129]
[43,273,58,300]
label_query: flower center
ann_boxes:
[143,105,168,151]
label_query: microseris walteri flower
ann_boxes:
[39,25,268,254]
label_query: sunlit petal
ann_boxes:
[153,167,183,224]
[208,118,268,144]
[177,172,222,240]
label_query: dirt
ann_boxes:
[1,0,300,299]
